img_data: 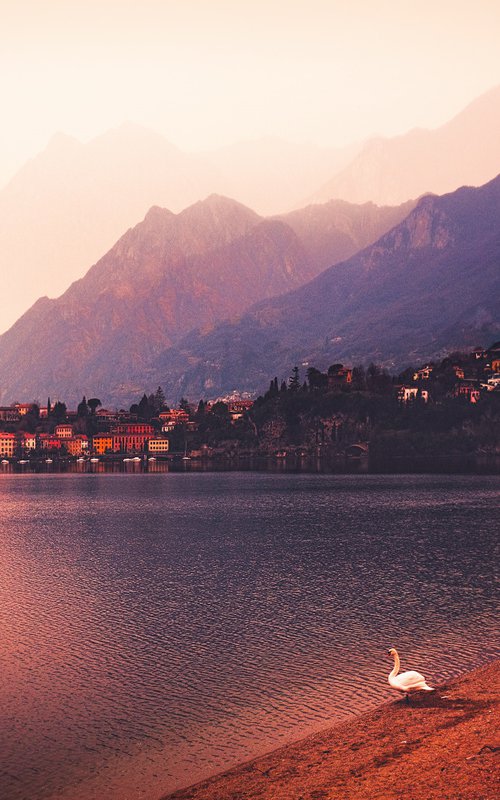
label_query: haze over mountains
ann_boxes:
[0,195,415,406]
[311,85,500,206]
[1,84,499,334]
[0,127,355,332]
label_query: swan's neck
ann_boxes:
[390,651,400,678]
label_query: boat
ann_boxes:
[77,457,85,462]
[1,459,9,464]
[132,456,141,462]
[18,459,29,464]
[148,457,156,461]
[123,457,131,462]
[45,458,53,464]
[90,457,99,463]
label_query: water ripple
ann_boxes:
[0,473,498,800]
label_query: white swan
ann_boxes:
[388,647,434,702]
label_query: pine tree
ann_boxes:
[288,366,300,392]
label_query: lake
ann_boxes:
[0,473,498,799]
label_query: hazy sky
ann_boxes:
[1,0,500,186]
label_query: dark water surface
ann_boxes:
[0,473,498,800]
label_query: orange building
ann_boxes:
[66,436,89,456]
[0,432,16,457]
[92,434,114,454]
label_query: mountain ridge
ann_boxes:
[310,84,500,206]
[0,193,414,404]
[149,176,500,401]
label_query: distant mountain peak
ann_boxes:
[43,131,80,153]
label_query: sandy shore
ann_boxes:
[163,659,499,800]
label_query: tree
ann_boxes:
[288,366,300,392]
[179,397,191,416]
[351,366,367,392]
[154,386,167,412]
[137,394,152,420]
[77,396,89,417]
[51,401,67,421]
[307,367,327,391]
[88,398,102,415]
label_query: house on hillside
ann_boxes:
[327,364,353,390]
[398,386,429,403]
[453,380,481,403]
[413,365,433,381]
[54,423,73,438]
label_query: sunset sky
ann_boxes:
[1,0,500,187]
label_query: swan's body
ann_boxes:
[388,648,434,700]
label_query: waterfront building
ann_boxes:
[22,433,37,451]
[92,433,114,455]
[38,434,63,450]
[65,436,89,456]
[147,437,170,454]
[0,432,16,457]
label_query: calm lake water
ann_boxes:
[0,473,498,800]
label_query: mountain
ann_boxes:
[0,126,356,332]
[0,193,412,405]
[310,85,500,206]
[151,176,500,401]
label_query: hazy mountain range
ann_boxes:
[159,176,500,402]
[0,194,414,405]
[1,170,499,406]
[1,84,499,334]
[0,128,355,332]
[310,84,500,206]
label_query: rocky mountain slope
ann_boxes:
[153,176,500,401]
[0,126,355,332]
[310,84,500,206]
[0,195,412,405]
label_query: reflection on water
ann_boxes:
[0,473,498,800]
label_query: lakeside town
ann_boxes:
[0,341,498,470]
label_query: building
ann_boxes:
[327,364,353,390]
[92,433,114,455]
[454,381,481,403]
[227,400,254,421]
[147,437,170,454]
[0,432,16,457]
[112,423,155,435]
[0,407,20,422]
[13,403,36,416]
[66,435,89,456]
[113,433,150,453]
[158,410,189,427]
[21,433,37,451]
[413,366,433,381]
[398,386,429,403]
[38,434,63,450]
[54,424,74,438]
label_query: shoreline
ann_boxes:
[163,659,499,800]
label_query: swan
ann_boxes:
[388,647,434,702]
